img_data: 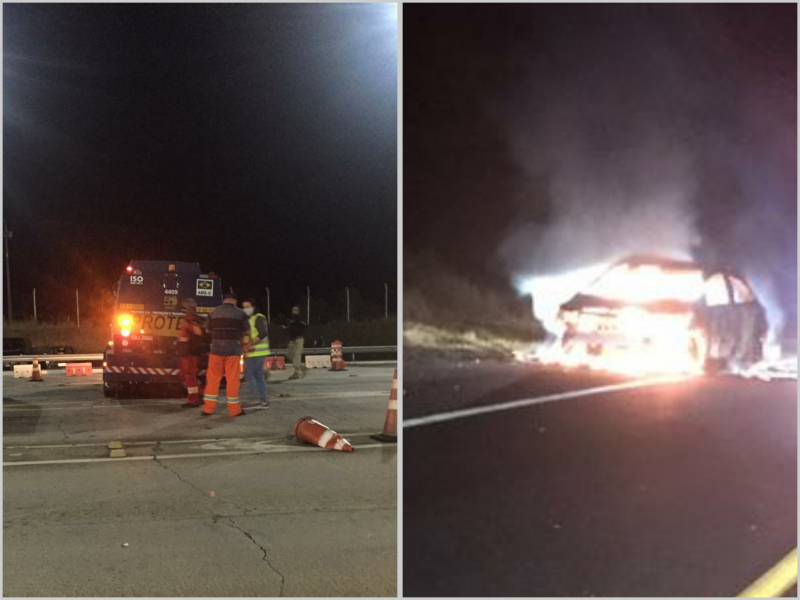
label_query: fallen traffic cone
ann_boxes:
[30,358,44,382]
[371,369,397,443]
[294,416,354,452]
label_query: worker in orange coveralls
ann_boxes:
[202,292,251,417]
[177,298,205,408]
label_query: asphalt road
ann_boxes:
[403,349,796,597]
[4,364,397,597]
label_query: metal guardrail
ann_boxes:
[2,345,398,364]
[3,354,103,363]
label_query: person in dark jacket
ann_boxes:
[285,305,307,380]
[202,292,250,417]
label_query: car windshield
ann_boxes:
[586,263,705,304]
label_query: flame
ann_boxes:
[516,263,609,333]
[517,261,708,376]
[587,263,704,304]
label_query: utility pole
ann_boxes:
[384,283,388,319]
[4,222,12,322]
[265,287,270,324]
[33,288,37,322]
[306,286,310,323]
[346,287,350,323]
[76,289,80,328]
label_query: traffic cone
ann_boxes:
[371,369,397,443]
[294,416,354,452]
[329,340,347,372]
[30,358,44,382]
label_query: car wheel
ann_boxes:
[103,383,117,398]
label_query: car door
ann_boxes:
[727,275,766,364]
[701,272,735,361]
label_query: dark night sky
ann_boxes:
[404,4,796,337]
[4,3,397,321]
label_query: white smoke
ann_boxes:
[497,8,705,294]
[501,126,702,325]
[496,7,795,352]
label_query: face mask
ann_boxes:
[244,307,254,316]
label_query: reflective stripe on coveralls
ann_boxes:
[202,355,243,416]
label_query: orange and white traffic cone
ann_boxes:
[329,340,347,372]
[294,416,354,452]
[371,369,397,443]
[29,358,44,382]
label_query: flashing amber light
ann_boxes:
[117,314,133,328]
[107,340,114,347]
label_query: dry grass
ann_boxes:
[403,253,543,354]
[404,321,534,358]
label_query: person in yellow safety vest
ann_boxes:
[241,298,271,407]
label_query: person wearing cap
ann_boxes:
[177,298,205,407]
[241,298,271,407]
[202,292,250,417]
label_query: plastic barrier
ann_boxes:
[13,364,33,379]
[264,356,286,370]
[305,355,332,369]
[66,363,93,377]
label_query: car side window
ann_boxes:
[704,273,730,306]
[729,276,755,304]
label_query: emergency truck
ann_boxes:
[103,260,222,398]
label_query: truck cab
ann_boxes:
[103,260,223,398]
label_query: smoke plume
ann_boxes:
[497,5,796,344]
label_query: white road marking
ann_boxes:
[403,376,688,429]
[2,391,388,412]
[2,443,389,466]
[3,432,368,450]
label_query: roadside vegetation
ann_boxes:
[404,252,543,357]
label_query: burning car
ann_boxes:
[551,255,767,375]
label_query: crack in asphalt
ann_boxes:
[224,517,286,596]
[154,457,211,498]
[153,456,252,515]
[3,502,396,527]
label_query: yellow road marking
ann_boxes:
[738,548,797,597]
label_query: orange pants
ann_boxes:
[202,354,242,416]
